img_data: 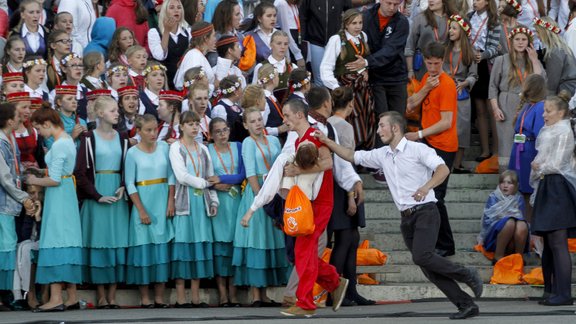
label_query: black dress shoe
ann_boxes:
[353,295,376,306]
[96,304,110,309]
[65,302,80,310]
[191,302,209,308]
[435,249,455,257]
[449,304,479,320]
[174,303,193,308]
[539,299,574,306]
[250,300,262,307]
[466,268,484,298]
[452,167,471,174]
[140,303,154,309]
[262,300,281,307]
[154,303,169,308]
[475,154,492,162]
[219,302,232,307]
[229,302,241,307]
[108,304,121,309]
[340,298,357,307]
[32,304,65,313]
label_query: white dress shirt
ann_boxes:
[213,57,247,89]
[21,24,45,53]
[148,26,192,61]
[157,121,180,142]
[24,84,45,99]
[274,0,303,61]
[353,137,445,212]
[211,98,236,121]
[282,115,362,191]
[252,55,296,84]
[320,31,368,90]
[174,48,215,90]
[139,87,159,113]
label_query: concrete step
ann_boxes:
[364,203,485,220]
[366,264,576,283]
[360,173,499,190]
[357,283,576,301]
[359,233,479,251]
[364,188,493,203]
[364,219,481,234]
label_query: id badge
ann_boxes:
[229,186,239,198]
[194,188,203,196]
[514,133,526,144]
[16,178,22,189]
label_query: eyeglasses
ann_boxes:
[69,64,84,69]
[213,127,230,135]
[55,39,72,44]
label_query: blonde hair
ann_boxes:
[338,9,370,60]
[157,0,189,35]
[242,107,261,123]
[125,45,147,59]
[535,17,574,60]
[94,96,117,115]
[499,170,519,194]
[507,26,534,88]
[241,85,264,109]
[83,52,104,75]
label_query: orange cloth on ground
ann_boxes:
[417,72,458,152]
[490,253,524,285]
[474,244,495,260]
[475,155,499,174]
[523,267,544,285]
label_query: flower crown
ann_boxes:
[220,81,241,95]
[61,53,82,67]
[533,17,561,35]
[504,0,522,13]
[257,69,278,85]
[508,27,534,42]
[449,14,471,38]
[106,65,127,77]
[143,64,167,76]
[22,58,47,69]
[183,69,206,88]
[291,72,311,90]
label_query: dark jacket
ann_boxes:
[74,130,130,201]
[363,5,410,86]
[300,0,352,47]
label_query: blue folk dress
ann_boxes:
[232,135,289,287]
[80,132,130,284]
[36,136,84,284]
[125,141,175,284]
[169,141,216,280]
[208,142,245,277]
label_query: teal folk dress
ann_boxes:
[79,132,130,284]
[232,136,289,287]
[169,141,217,280]
[36,136,84,284]
[208,142,245,277]
[124,141,175,284]
[0,213,16,289]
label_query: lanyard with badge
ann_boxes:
[514,103,536,147]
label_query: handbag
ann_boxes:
[413,50,424,71]
[457,88,470,101]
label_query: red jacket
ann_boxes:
[106,0,149,50]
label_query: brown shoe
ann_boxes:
[280,305,315,317]
[331,277,349,312]
[282,296,296,307]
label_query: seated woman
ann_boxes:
[478,170,529,263]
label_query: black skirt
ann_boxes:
[328,184,366,232]
[470,59,490,99]
[532,174,576,237]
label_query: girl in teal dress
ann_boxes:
[0,103,35,311]
[232,108,289,306]
[169,111,218,308]
[124,114,175,308]
[74,97,130,309]
[207,117,246,307]
[26,108,83,312]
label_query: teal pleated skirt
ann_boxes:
[213,242,234,277]
[36,247,84,284]
[0,250,15,290]
[83,248,126,284]
[126,243,170,285]
[170,242,214,280]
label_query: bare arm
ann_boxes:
[407,76,437,111]
[129,192,151,225]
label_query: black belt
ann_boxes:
[401,202,435,217]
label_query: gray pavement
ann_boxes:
[1,300,575,324]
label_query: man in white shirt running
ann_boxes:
[314,111,483,320]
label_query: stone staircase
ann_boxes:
[356,173,576,301]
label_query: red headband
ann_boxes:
[117,86,139,97]
[191,24,214,38]
[159,90,184,102]
[216,36,239,48]
[2,72,24,83]
[55,85,77,96]
[86,89,112,101]
[6,91,31,103]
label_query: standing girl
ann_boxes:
[286,68,311,105]
[240,2,277,72]
[139,62,168,120]
[530,91,576,306]
[45,30,71,91]
[80,52,107,91]
[169,111,218,307]
[126,45,149,91]
[116,86,143,140]
[27,108,83,312]
[107,27,137,66]
[232,108,288,306]
[106,64,129,101]
[2,36,26,74]
[124,114,175,308]
[274,0,305,68]
[257,64,287,137]
[0,103,35,311]
[208,117,245,307]
[444,14,478,173]
[488,26,545,171]
[174,21,217,91]
[23,57,48,101]
[214,36,247,90]
[252,31,294,101]
[49,53,89,120]
[10,0,49,58]
[157,90,183,143]
[468,0,501,163]
[497,0,522,55]
[212,76,246,142]
[2,72,25,100]
[75,96,130,309]
[320,9,374,149]
[187,83,212,144]
[46,85,87,149]
[7,92,43,170]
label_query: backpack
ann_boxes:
[283,184,314,237]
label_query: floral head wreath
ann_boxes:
[183,69,206,88]
[533,17,561,35]
[449,14,471,38]
[291,72,312,90]
[22,58,47,69]
[257,69,278,85]
[508,27,534,42]
[504,0,523,13]
[61,53,82,67]
[143,64,167,76]
[220,81,241,95]
[106,65,127,77]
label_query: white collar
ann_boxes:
[384,137,408,155]
[268,55,286,66]
[264,89,274,98]
[473,11,488,19]
[170,26,188,37]
[22,24,44,37]
[129,69,142,77]
[345,31,362,42]
[255,27,277,37]
[144,88,159,101]
[221,98,234,106]
[85,75,102,86]
[293,91,304,98]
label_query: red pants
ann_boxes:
[295,203,340,310]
